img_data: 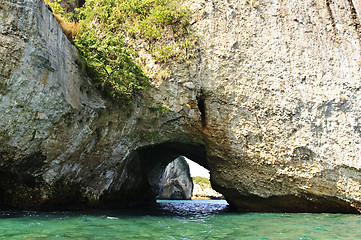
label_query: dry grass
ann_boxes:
[43,0,79,41]
[54,14,79,40]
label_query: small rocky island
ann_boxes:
[157,157,223,200]
[158,157,193,200]
[192,176,223,200]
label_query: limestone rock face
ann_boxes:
[1,0,361,212]
[192,183,223,199]
[158,157,193,200]
[189,0,361,212]
[0,0,105,208]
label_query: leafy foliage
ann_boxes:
[44,0,64,14]
[74,31,149,101]
[45,0,192,102]
[192,176,211,187]
[75,0,191,57]
[74,0,191,102]
[149,102,171,114]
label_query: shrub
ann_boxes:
[76,0,192,59]
[45,0,192,103]
[74,30,149,101]
[192,176,211,187]
[149,102,171,114]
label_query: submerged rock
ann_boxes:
[158,157,193,200]
[1,0,361,213]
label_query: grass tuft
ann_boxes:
[54,14,80,40]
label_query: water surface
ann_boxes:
[1,200,361,239]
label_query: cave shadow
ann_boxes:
[97,141,234,215]
[137,142,209,201]
[98,142,218,207]
[133,142,230,215]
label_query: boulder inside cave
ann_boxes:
[157,156,193,200]
[156,156,223,200]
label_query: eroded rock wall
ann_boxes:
[0,0,205,209]
[1,0,361,212]
[0,0,98,208]
[190,0,361,212]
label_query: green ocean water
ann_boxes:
[1,200,361,239]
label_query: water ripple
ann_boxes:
[157,200,229,217]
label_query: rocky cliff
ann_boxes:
[158,156,193,200]
[192,184,223,199]
[1,0,361,212]
[192,176,223,199]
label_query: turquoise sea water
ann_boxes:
[1,200,361,239]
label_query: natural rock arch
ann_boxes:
[1,0,361,213]
[97,142,209,207]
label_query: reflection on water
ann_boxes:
[1,200,361,239]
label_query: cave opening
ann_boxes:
[156,156,222,201]
[136,142,226,204]
[136,142,209,200]
[98,142,228,210]
[157,156,194,200]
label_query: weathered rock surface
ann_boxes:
[192,183,223,199]
[157,156,193,200]
[1,0,361,212]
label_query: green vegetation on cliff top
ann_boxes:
[192,176,211,187]
[46,0,192,103]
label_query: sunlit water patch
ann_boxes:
[1,200,361,239]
